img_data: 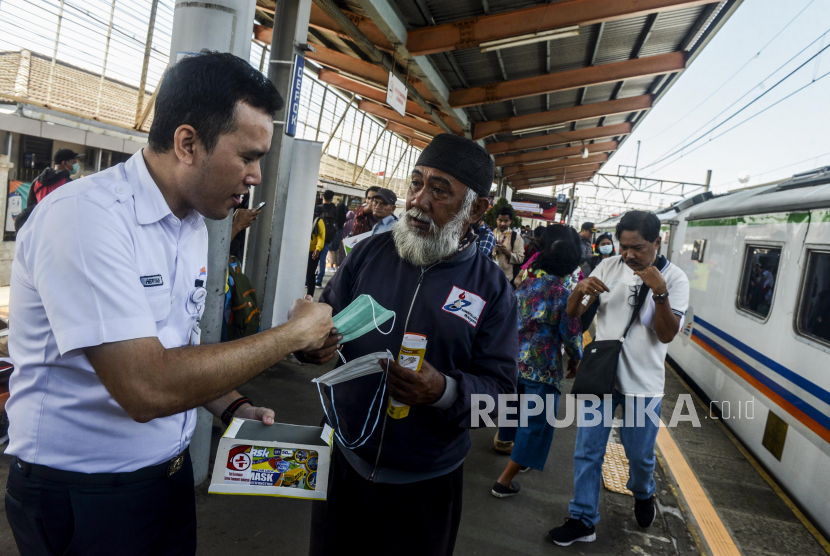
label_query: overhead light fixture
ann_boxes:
[514,123,568,135]
[480,26,580,53]
[581,146,589,159]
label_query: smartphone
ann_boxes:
[253,201,266,211]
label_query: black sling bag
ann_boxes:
[570,256,667,397]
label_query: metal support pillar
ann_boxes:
[246,0,314,329]
[95,0,117,120]
[167,0,257,486]
[634,140,641,175]
[384,141,411,187]
[314,84,329,141]
[567,185,576,225]
[321,94,355,155]
[351,116,366,184]
[704,169,712,192]
[45,0,66,108]
[136,0,160,128]
[352,124,387,186]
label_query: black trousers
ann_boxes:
[5,451,197,556]
[309,446,464,556]
[306,251,318,297]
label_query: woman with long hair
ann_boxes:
[491,225,583,498]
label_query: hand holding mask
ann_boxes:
[331,294,395,343]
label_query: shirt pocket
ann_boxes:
[145,287,172,323]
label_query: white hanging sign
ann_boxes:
[386,72,407,117]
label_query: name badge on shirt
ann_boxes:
[140,274,164,287]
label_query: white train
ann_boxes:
[642,168,830,536]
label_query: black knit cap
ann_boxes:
[414,133,494,197]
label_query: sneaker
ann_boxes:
[493,432,513,455]
[546,518,596,546]
[315,282,323,287]
[635,496,656,528]
[518,466,531,474]
[491,481,521,498]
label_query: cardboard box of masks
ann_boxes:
[209,419,330,500]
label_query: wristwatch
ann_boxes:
[653,291,669,304]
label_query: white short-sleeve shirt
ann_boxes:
[590,255,690,396]
[6,151,209,473]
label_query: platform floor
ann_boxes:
[0,270,826,555]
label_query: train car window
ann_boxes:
[797,251,830,345]
[737,246,781,319]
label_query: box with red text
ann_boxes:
[209,419,331,501]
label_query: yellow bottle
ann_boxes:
[387,333,427,419]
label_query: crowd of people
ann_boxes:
[3,50,690,556]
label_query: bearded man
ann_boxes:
[300,134,519,556]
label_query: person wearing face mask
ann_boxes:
[588,233,616,272]
[15,150,85,231]
[579,233,616,334]
[27,149,83,207]
[300,133,518,556]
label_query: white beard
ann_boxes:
[392,190,476,267]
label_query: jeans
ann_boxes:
[569,390,662,527]
[316,242,331,285]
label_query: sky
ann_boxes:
[604,0,830,194]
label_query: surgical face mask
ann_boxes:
[599,244,613,255]
[71,162,80,175]
[332,294,395,343]
[314,350,392,449]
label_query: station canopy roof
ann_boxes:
[254,0,742,191]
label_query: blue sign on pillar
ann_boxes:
[557,193,567,203]
[285,54,305,137]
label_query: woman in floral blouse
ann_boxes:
[492,225,584,498]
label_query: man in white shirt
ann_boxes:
[492,205,524,282]
[4,51,336,556]
[547,210,689,547]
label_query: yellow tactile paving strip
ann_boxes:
[666,363,830,555]
[656,425,742,556]
[602,442,633,496]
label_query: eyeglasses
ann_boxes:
[627,285,641,308]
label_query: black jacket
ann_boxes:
[319,232,518,475]
[26,167,71,207]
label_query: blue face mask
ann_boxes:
[314,350,393,450]
[599,244,613,255]
[71,162,80,175]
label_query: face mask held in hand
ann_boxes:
[332,294,395,344]
[313,350,392,449]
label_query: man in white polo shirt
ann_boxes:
[547,210,689,546]
[4,52,337,555]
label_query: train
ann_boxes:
[597,167,830,536]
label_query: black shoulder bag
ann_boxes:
[570,256,667,397]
